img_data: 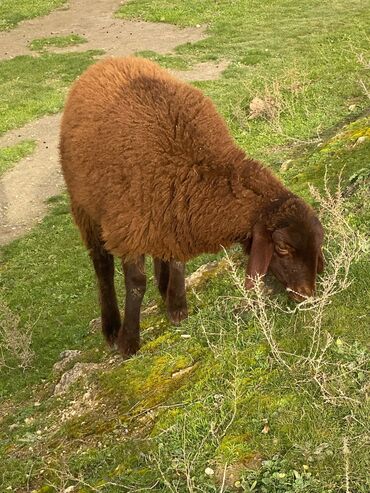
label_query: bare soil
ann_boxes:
[0,0,228,245]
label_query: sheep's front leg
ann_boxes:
[167,260,188,325]
[117,255,146,356]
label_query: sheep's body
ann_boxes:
[60,57,323,356]
[61,57,286,261]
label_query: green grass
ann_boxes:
[0,0,66,31]
[29,34,88,52]
[0,140,36,176]
[119,0,370,165]
[0,0,369,491]
[0,51,102,135]
[0,127,368,493]
[135,50,190,70]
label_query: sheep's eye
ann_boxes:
[275,243,290,256]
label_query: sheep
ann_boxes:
[60,56,324,356]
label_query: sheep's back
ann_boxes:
[60,57,236,259]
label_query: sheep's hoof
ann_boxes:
[116,327,140,358]
[101,314,121,347]
[168,306,188,325]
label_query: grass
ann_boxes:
[0,0,369,492]
[119,0,370,166]
[0,0,66,31]
[0,140,36,176]
[0,50,102,136]
[29,34,88,52]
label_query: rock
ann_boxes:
[63,486,75,493]
[355,136,368,146]
[88,317,101,332]
[54,362,101,395]
[280,159,292,172]
[172,365,195,378]
[53,349,81,373]
[185,260,226,289]
[59,349,81,360]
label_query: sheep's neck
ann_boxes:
[188,155,290,252]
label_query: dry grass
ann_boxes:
[0,295,34,369]
[234,68,311,133]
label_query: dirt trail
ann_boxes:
[0,1,228,246]
[0,0,205,60]
[0,115,61,244]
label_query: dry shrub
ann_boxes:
[243,68,310,131]
[225,176,369,491]
[227,173,369,406]
[0,296,34,369]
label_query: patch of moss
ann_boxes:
[62,411,116,439]
[140,331,176,353]
[100,352,195,416]
[217,434,254,463]
[284,116,370,198]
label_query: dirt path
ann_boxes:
[0,0,205,60]
[0,115,62,244]
[0,1,228,246]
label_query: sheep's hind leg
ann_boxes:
[117,255,146,357]
[154,258,170,300]
[90,246,121,346]
[167,260,188,325]
[73,206,121,346]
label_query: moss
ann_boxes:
[217,434,254,462]
[100,352,195,417]
[140,331,176,353]
[33,487,55,493]
[284,116,370,198]
[61,411,116,439]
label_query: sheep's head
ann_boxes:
[245,197,324,300]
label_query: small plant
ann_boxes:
[241,456,322,493]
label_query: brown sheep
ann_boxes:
[60,56,324,356]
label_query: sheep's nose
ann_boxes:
[297,285,314,297]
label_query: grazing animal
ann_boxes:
[60,57,324,356]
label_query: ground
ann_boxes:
[0,1,369,492]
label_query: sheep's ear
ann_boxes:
[245,223,274,289]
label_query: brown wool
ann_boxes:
[60,57,305,261]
